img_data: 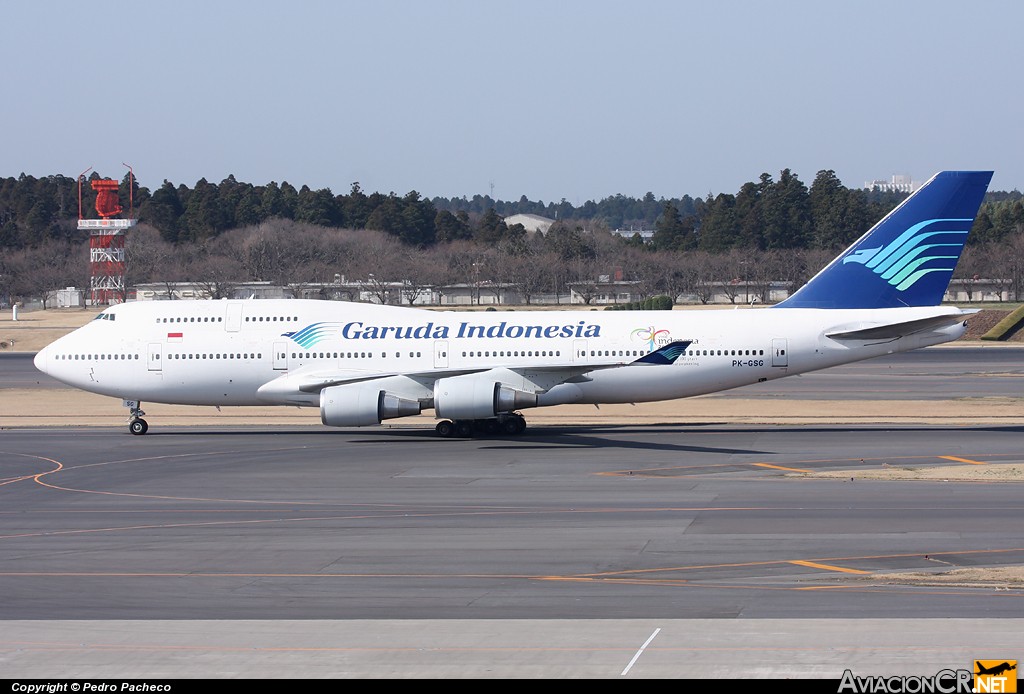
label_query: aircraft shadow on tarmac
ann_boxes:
[128,421,1024,456]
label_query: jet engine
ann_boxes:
[433,374,538,420]
[320,384,422,427]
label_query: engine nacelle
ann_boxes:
[434,375,538,420]
[320,384,421,427]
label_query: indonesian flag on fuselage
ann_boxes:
[167,332,183,342]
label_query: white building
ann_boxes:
[503,213,554,235]
[864,174,918,193]
[612,228,655,242]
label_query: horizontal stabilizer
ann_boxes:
[826,313,967,340]
[632,340,693,364]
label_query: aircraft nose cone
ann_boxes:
[33,346,48,374]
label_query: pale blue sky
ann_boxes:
[3,1,1022,202]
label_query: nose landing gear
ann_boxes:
[124,400,149,435]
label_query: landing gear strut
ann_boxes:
[125,400,149,436]
[435,413,527,438]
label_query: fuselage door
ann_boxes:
[772,338,788,367]
[147,342,162,372]
[273,341,288,370]
[226,303,243,332]
[573,339,588,363]
[434,340,449,368]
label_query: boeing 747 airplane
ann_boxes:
[34,171,993,436]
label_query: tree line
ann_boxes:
[6,215,1024,310]
[3,169,1021,253]
[2,169,1023,307]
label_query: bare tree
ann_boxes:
[14,240,90,308]
[651,250,697,303]
[1006,229,1024,301]
[500,241,550,306]
[186,242,245,299]
[124,224,176,301]
[685,251,715,305]
[567,254,602,305]
[396,248,442,305]
[953,245,984,302]
[974,242,1012,301]
[350,233,406,304]
[439,240,491,305]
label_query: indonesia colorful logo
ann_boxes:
[631,327,672,351]
[841,218,971,291]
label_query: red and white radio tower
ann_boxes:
[78,164,137,305]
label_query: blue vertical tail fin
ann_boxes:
[775,170,993,309]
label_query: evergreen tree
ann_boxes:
[697,193,737,252]
[296,185,342,227]
[179,178,227,242]
[398,190,436,246]
[761,169,811,249]
[809,169,849,249]
[343,181,371,229]
[234,187,267,227]
[651,201,696,251]
[139,181,184,243]
[474,208,506,244]
[434,209,471,242]
[365,193,403,236]
[734,180,764,248]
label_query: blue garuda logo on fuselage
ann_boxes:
[841,218,971,291]
[281,322,342,349]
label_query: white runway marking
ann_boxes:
[621,627,661,676]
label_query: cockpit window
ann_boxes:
[93,312,117,321]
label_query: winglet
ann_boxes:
[632,340,693,365]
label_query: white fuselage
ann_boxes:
[34,299,967,418]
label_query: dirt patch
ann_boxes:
[961,309,1008,339]
[0,308,99,352]
[797,462,1024,482]
[870,566,1024,588]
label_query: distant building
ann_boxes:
[503,213,554,235]
[865,174,918,193]
[944,278,1012,303]
[612,228,655,243]
[51,287,85,308]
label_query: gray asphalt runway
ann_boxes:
[2,346,1023,678]
[4,423,1024,621]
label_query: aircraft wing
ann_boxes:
[259,340,693,398]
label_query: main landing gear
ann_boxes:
[435,413,527,438]
[125,400,149,436]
